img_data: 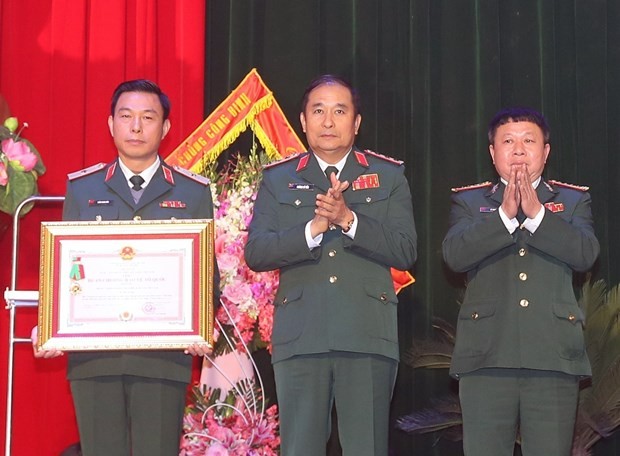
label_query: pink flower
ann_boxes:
[2,138,37,171]
[215,233,230,254]
[221,280,253,306]
[206,443,230,456]
[217,252,240,274]
[0,162,7,186]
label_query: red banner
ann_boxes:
[165,68,305,172]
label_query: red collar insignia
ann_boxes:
[354,151,369,167]
[162,166,175,185]
[105,162,117,182]
[296,154,310,172]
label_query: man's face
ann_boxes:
[299,82,361,164]
[489,120,550,182]
[108,91,170,170]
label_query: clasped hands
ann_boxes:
[502,163,543,220]
[310,171,354,237]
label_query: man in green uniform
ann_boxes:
[33,79,217,456]
[443,107,599,455]
[245,75,417,456]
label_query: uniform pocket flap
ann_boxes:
[458,300,496,321]
[275,190,316,208]
[274,286,303,307]
[363,280,398,304]
[552,301,585,324]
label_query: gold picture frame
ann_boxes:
[37,219,214,351]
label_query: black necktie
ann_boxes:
[129,175,145,191]
[324,166,339,181]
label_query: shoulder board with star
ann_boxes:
[362,149,404,166]
[451,181,493,193]
[172,165,211,186]
[262,152,307,170]
[67,162,106,181]
[547,179,589,192]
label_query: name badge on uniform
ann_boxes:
[352,173,380,191]
[88,199,112,206]
[288,183,315,190]
[160,201,187,208]
[479,207,497,213]
[544,202,565,213]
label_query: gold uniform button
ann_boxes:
[519,272,527,281]
[328,250,337,257]
[329,276,338,283]
[519,248,526,256]
[519,299,529,308]
[471,312,479,320]
[568,314,576,322]
[133,215,142,221]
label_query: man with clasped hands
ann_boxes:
[245,75,417,456]
[443,107,599,455]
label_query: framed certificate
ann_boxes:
[37,219,215,351]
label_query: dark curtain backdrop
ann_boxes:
[205,1,620,455]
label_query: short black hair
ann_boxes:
[488,107,550,144]
[110,79,171,120]
[300,74,361,116]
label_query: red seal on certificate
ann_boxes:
[120,246,136,260]
[119,311,134,321]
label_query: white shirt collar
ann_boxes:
[118,156,160,189]
[314,149,351,176]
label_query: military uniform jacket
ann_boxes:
[442,180,599,377]
[63,158,217,383]
[245,148,417,364]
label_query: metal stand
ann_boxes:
[3,196,64,456]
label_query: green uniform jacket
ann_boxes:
[63,158,218,383]
[245,149,417,364]
[442,180,599,378]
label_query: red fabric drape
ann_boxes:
[0,1,206,454]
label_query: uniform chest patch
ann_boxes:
[288,183,315,191]
[352,173,380,191]
[544,202,565,213]
[88,199,112,206]
[160,201,187,209]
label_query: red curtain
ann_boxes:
[0,1,206,454]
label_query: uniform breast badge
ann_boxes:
[160,201,187,208]
[288,183,315,190]
[544,202,565,213]
[352,173,380,191]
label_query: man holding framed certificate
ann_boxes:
[32,79,218,456]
